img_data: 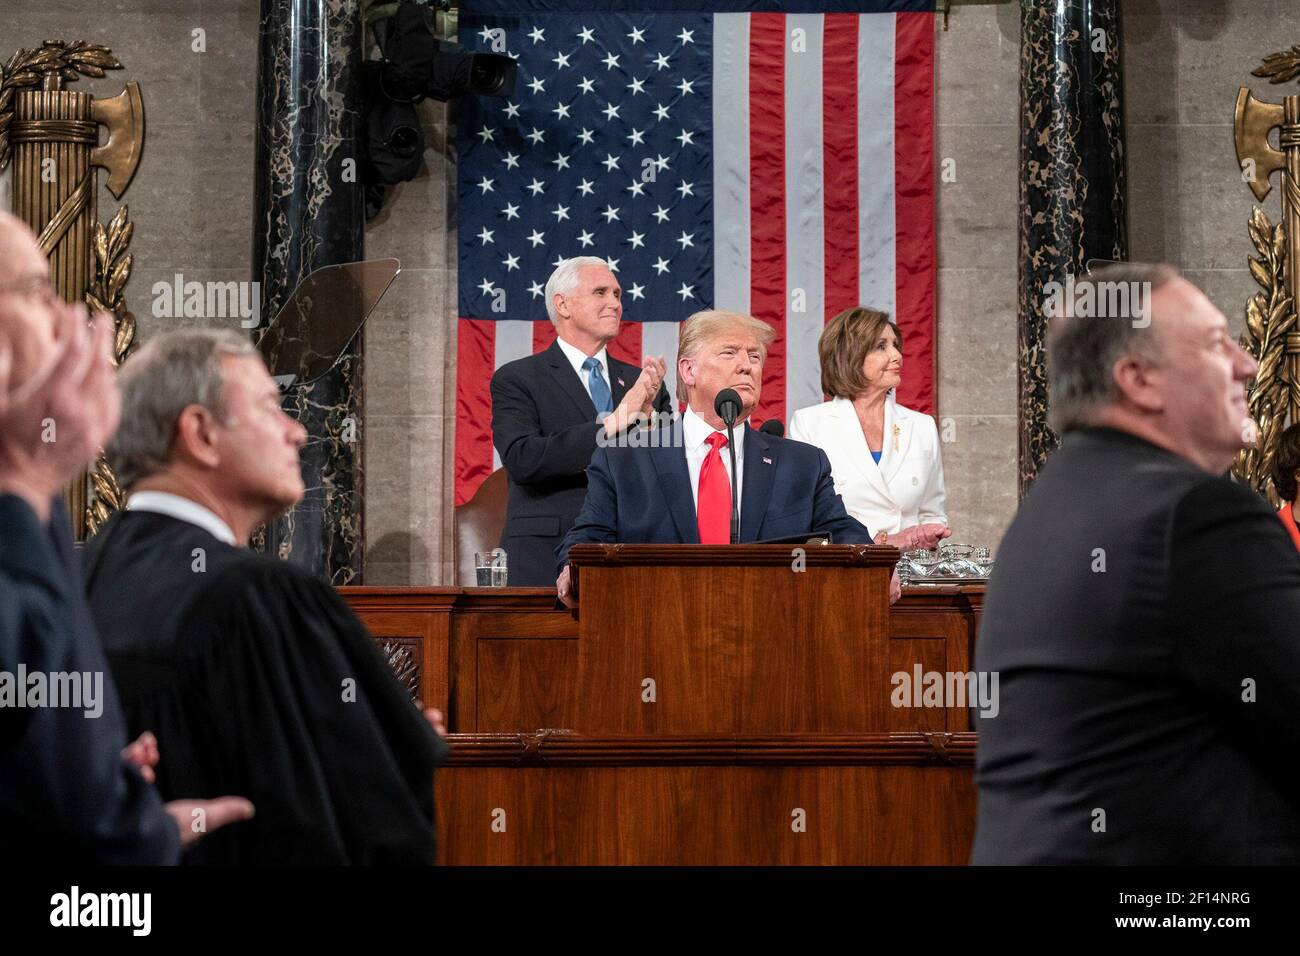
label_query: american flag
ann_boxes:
[455,0,935,505]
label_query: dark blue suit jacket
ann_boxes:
[555,417,872,571]
[973,428,1300,864]
[0,494,178,864]
[491,338,672,585]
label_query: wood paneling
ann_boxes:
[340,567,985,865]
[569,545,896,735]
[476,639,578,730]
[434,732,976,865]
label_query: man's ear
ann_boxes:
[552,293,568,322]
[1112,355,1164,414]
[173,404,222,469]
[678,355,695,389]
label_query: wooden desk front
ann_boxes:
[341,584,983,865]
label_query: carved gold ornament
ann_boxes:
[0,40,144,537]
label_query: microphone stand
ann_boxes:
[726,417,739,544]
[714,387,744,545]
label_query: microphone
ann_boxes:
[714,388,742,544]
[759,419,784,438]
[715,388,741,427]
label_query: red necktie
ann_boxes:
[697,432,732,544]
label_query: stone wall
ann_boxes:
[13,1,1274,582]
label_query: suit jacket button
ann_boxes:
[912,476,919,486]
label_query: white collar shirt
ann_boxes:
[682,406,745,514]
[126,490,238,546]
[555,336,612,407]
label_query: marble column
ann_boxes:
[252,0,366,584]
[1018,0,1128,492]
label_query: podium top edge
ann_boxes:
[566,543,900,568]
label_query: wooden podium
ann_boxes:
[343,546,980,865]
[570,543,896,734]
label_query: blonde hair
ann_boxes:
[675,309,775,403]
[818,307,900,399]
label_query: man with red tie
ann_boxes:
[556,309,891,607]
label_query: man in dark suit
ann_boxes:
[490,255,672,585]
[973,263,1300,864]
[0,210,250,863]
[83,328,449,864]
[555,309,884,607]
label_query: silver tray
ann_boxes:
[902,574,989,585]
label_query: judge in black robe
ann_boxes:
[83,507,448,865]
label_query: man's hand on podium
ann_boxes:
[890,568,902,605]
[557,564,576,608]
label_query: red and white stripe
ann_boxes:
[455,11,934,505]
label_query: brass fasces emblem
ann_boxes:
[1230,55,1300,505]
[0,40,145,536]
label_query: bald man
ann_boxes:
[0,211,251,863]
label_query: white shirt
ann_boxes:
[682,406,745,513]
[126,491,238,545]
[554,335,612,408]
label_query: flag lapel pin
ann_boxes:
[763,456,773,465]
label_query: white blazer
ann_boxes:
[788,394,947,537]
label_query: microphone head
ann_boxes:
[759,419,784,438]
[714,387,742,426]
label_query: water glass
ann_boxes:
[475,549,508,587]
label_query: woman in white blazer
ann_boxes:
[788,307,949,551]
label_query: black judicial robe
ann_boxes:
[82,510,449,865]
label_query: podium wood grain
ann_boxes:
[341,559,984,865]
[570,544,897,734]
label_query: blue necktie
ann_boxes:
[582,356,614,414]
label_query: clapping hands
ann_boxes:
[0,303,120,520]
[603,355,666,436]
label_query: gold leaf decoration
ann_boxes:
[84,205,137,535]
[0,40,123,172]
[1255,46,1300,85]
[1231,207,1295,506]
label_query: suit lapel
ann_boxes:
[544,339,597,420]
[740,425,776,542]
[835,397,894,505]
[608,355,636,407]
[878,393,913,484]
[650,419,699,543]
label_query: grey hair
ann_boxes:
[544,255,614,323]
[109,328,259,489]
[1046,262,1180,434]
